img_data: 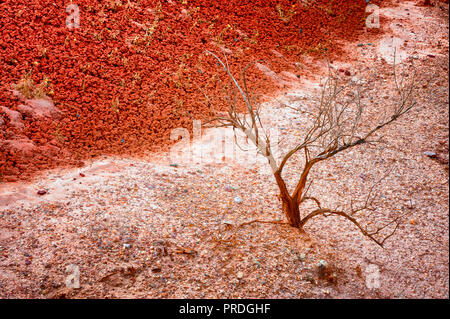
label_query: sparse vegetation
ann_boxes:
[205,51,419,247]
[0,0,447,300]
[14,71,50,99]
[111,97,120,113]
[276,4,297,23]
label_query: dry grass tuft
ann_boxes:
[14,72,49,99]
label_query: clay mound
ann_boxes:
[0,106,24,129]
[17,98,61,120]
[0,0,381,182]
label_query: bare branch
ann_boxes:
[204,51,418,247]
[298,207,404,247]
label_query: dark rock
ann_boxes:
[424,151,437,158]
[151,267,161,273]
[317,260,328,279]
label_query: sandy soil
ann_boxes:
[0,0,448,298]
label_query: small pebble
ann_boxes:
[424,151,437,158]
[234,196,243,204]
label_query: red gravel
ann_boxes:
[0,0,380,182]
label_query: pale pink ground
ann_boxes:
[0,0,448,298]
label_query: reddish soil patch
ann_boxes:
[0,0,381,182]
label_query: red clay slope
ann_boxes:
[0,0,380,182]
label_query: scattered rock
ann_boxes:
[37,190,47,196]
[303,274,315,284]
[151,267,162,273]
[317,259,328,279]
[316,260,337,284]
[424,151,437,158]
[234,196,243,204]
